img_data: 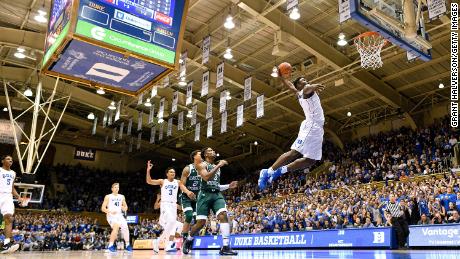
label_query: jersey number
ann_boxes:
[168,189,173,196]
[114,202,119,206]
[6,179,11,185]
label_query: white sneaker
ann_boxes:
[165,242,176,252]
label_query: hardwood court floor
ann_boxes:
[0,249,459,259]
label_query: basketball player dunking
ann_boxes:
[258,72,325,190]
[0,155,23,254]
[101,183,132,253]
[182,147,238,255]
[146,160,195,253]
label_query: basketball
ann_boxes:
[278,62,292,77]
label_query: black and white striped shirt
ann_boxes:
[384,201,403,218]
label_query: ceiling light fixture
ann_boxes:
[223,48,233,60]
[271,66,279,77]
[14,47,26,59]
[347,111,352,117]
[96,88,105,95]
[178,77,187,86]
[186,110,192,118]
[3,107,8,112]
[438,82,445,89]
[108,101,116,110]
[224,15,235,29]
[87,112,95,120]
[34,10,47,23]
[337,32,348,46]
[144,98,152,107]
[24,88,33,97]
[289,6,300,20]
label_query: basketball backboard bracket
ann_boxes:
[350,0,432,61]
[3,78,71,175]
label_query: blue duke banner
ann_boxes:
[74,147,96,161]
[193,228,394,249]
[409,224,460,247]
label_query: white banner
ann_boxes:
[102,111,108,128]
[112,128,117,144]
[115,100,121,121]
[119,122,124,139]
[108,110,113,126]
[151,87,157,98]
[148,105,155,125]
[221,111,227,133]
[137,132,142,150]
[137,93,143,106]
[207,118,213,138]
[237,104,244,127]
[127,118,133,135]
[150,126,156,144]
[257,95,264,119]
[206,97,213,119]
[158,97,165,119]
[195,123,200,141]
[179,51,187,77]
[244,77,252,101]
[287,0,298,11]
[216,62,224,88]
[427,0,447,20]
[201,71,209,97]
[129,137,133,152]
[202,35,210,64]
[178,111,184,130]
[163,76,169,88]
[167,118,173,137]
[137,112,143,131]
[219,91,227,113]
[338,0,351,23]
[0,120,24,144]
[92,117,97,135]
[172,91,179,114]
[191,104,197,126]
[186,81,193,106]
[159,123,164,141]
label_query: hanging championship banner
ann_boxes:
[137,112,143,131]
[167,118,173,137]
[244,77,252,101]
[148,105,155,125]
[137,132,142,150]
[158,97,165,119]
[129,137,133,153]
[92,116,97,135]
[108,110,113,126]
[163,76,170,88]
[179,51,187,77]
[202,35,211,64]
[159,123,164,141]
[172,91,179,114]
[115,100,121,122]
[178,111,184,130]
[207,118,213,138]
[127,118,133,136]
[151,87,158,98]
[219,91,227,113]
[119,122,124,139]
[257,95,265,119]
[186,81,193,106]
[201,71,209,97]
[221,111,227,133]
[191,104,197,126]
[216,62,224,88]
[338,0,351,23]
[150,126,156,144]
[236,104,244,127]
[112,128,117,144]
[206,97,213,119]
[102,111,108,128]
[427,0,447,20]
[104,135,109,148]
[194,123,200,142]
[137,92,143,106]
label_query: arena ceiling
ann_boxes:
[0,0,451,166]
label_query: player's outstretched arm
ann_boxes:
[179,182,196,200]
[146,160,164,186]
[122,196,128,212]
[302,84,325,98]
[280,76,298,95]
[219,181,238,191]
[197,160,228,181]
[101,195,109,214]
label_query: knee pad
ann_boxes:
[185,211,193,224]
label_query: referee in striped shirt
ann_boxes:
[381,194,410,248]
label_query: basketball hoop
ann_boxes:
[354,32,388,69]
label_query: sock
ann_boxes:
[4,238,10,245]
[268,167,274,175]
[125,242,130,247]
[187,235,194,241]
[182,232,189,238]
[109,242,113,247]
[152,239,159,251]
[281,166,288,174]
[221,223,230,247]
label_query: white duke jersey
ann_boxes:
[107,194,124,215]
[297,91,324,125]
[0,168,15,194]
[161,179,179,203]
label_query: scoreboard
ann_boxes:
[42,0,188,96]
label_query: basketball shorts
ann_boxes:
[180,194,197,215]
[159,202,177,228]
[196,191,227,220]
[106,213,127,228]
[0,193,14,216]
[291,120,324,160]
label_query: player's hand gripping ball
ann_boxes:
[278,62,292,78]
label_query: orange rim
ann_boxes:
[354,31,389,46]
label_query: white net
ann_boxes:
[354,32,387,69]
